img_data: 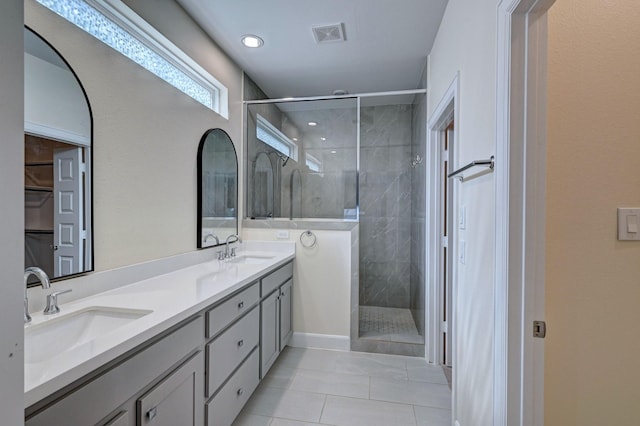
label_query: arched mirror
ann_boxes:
[24,27,93,284]
[197,129,238,248]
[252,152,274,218]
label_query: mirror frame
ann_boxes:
[196,128,238,249]
[24,26,94,285]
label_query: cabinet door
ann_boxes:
[137,351,204,426]
[260,290,280,378]
[279,279,293,350]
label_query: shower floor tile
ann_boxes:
[359,306,424,344]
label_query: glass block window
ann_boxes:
[256,114,298,161]
[36,0,227,116]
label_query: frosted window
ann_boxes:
[305,153,322,172]
[36,0,218,110]
[256,114,298,161]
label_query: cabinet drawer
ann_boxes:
[206,307,259,397]
[207,282,259,338]
[206,349,259,426]
[261,262,293,297]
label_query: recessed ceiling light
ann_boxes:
[331,150,337,154]
[292,137,298,141]
[321,137,326,141]
[307,121,318,127]
[241,35,264,48]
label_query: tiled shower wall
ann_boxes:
[359,105,414,308]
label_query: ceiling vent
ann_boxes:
[312,23,346,44]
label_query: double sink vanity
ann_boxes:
[24,241,295,426]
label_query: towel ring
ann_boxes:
[299,230,317,248]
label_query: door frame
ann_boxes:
[425,73,459,411]
[494,0,555,424]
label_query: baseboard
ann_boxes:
[288,332,350,351]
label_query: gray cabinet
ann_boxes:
[26,317,204,426]
[26,260,294,426]
[279,279,293,348]
[259,262,294,378]
[137,352,204,426]
[260,289,280,376]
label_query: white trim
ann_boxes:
[288,332,350,351]
[495,0,554,424]
[426,72,460,419]
[25,121,91,147]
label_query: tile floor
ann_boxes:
[232,347,451,426]
[359,306,425,344]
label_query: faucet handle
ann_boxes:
[44,289,72,315]
[230,247,237,257]
[217,250,225,261]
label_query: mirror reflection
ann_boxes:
[24,27,93,283]
[197,129,238,248]
[252,152,274,218]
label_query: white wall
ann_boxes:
[0,1,25,424]
[244,228,352,338]
[546,0,640,423]
[25,0,244,273]
[428,0,497,425]
[24,53,91,145]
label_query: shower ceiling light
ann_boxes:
[307,121,318,126]
[241,35,264,48]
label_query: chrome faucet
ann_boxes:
[224,234,241,258]
[204,233,220,245]
[24,266,50,324]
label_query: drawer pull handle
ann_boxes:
[237,339,244,347]
[238,301,244,309]
[147,407,157,420]
[237,388,244,397]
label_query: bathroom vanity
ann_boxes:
[24,244,294,426]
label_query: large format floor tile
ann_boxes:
[242,386,326,423]
[233,347,453,426]
[321,395,417,426]
[370,376,451,409]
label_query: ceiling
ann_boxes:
[176,0,448,99]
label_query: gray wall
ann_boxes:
[0,0,25,423]
[359,105,413,308]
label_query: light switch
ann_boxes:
[459,205,467,230]
[617,208,640,241]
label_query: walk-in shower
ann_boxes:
[245,90,427,357]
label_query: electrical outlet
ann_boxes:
[276,230,289,239]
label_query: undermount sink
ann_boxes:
[227,254,275,265]
[25,306,152,364]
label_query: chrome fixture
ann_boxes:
[44,289,72,315]
[224,234,241,258]
[410,154,423,168]
[24,266,50,323]
[204,233,219,245]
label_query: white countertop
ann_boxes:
[24,241,295,407]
